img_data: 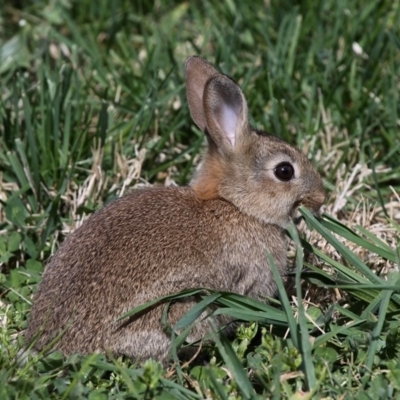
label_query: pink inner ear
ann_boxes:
[219,102,239,147]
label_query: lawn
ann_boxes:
[1,0,400,398]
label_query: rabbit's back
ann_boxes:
[25,186,286,357]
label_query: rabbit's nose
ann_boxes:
[314,189,326,208]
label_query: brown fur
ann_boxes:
[25,57,325,363]
[191,151,226,200]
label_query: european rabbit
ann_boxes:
[25,56,325,362]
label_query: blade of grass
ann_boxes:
[117,288,207,321]
[364,278,399,371]
[287,222,317,390]
[160,378,202,400]
[174,292,221,330]
[267,251,299,349]
[209,320,257,400]
[205,367,229,400]
[302,208,400,307]
[322,214,396,262]
[314,320,367,348]
[213,308,288,325]
[301,208,384,284]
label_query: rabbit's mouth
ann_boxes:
[289,200,302,217]
[292,198,324,226]
[295,194,325,217]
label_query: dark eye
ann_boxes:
[274,163,294,181]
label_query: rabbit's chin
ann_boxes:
[259,202,319,229]
[266,214,297,229]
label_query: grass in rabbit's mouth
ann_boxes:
[1,0,400,398]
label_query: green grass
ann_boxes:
[1,0,400,398]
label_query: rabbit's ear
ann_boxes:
[186,56,220,131]
[203,74,249,151]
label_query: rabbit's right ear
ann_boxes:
[186,57,249,153]
[202,75,248,152]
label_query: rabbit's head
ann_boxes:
[186,56,325,228]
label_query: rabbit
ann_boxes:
[25,56,325,363]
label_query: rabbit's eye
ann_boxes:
[274,163,294,181]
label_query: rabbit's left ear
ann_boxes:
[186,56,220,132]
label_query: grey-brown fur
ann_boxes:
[25,56,325,363]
